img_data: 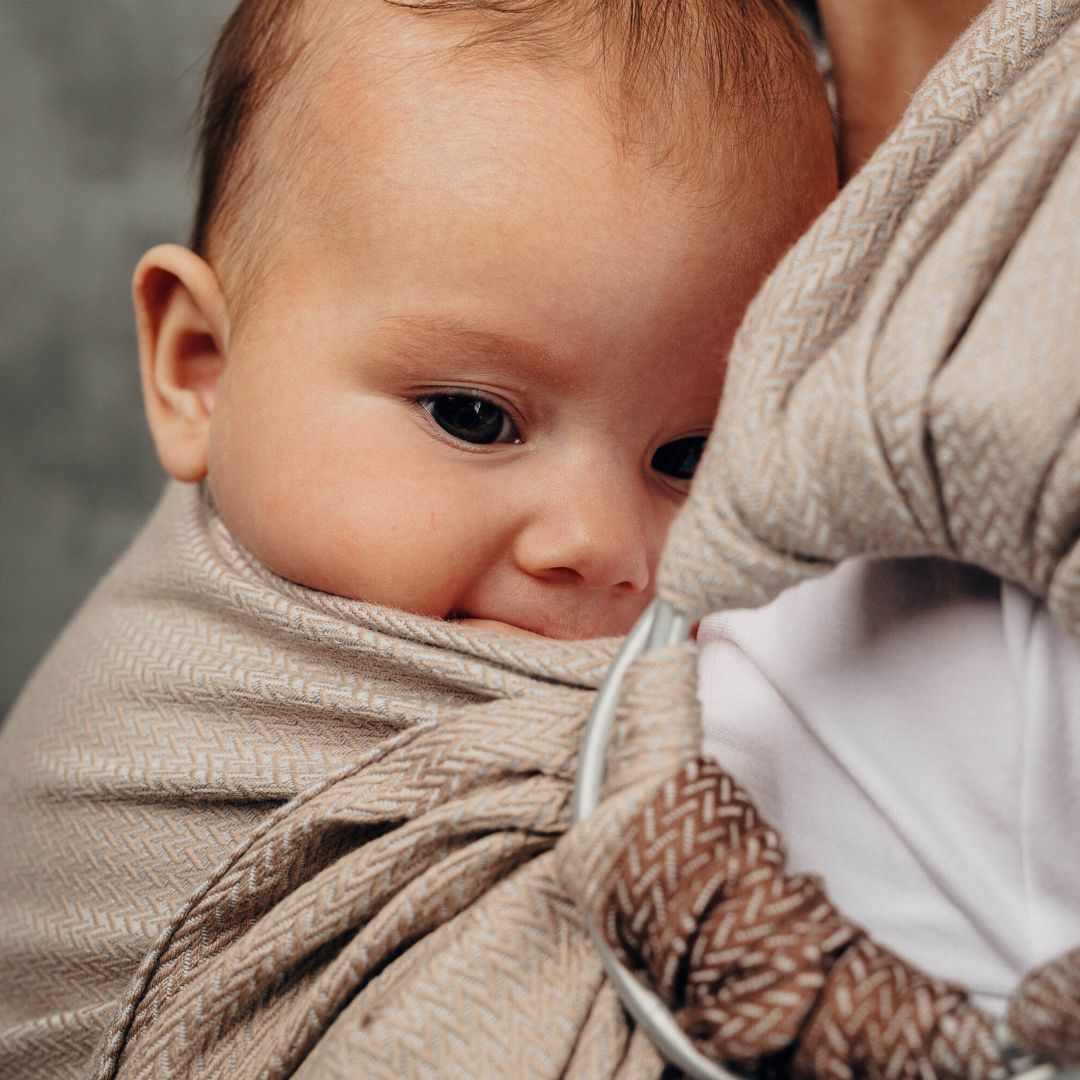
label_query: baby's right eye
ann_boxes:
[420,394,522,446]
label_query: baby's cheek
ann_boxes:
[206,378,505,614]
[247,476,472,616]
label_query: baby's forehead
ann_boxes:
[271,0,815,155]
[210,0,830,292]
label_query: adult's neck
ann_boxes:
[816,0,989,179]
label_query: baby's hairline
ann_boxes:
[193,0,830,292]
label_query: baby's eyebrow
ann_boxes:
[372,314,570,383]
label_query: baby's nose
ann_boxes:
[514,471,652,592]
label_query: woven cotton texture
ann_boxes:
[658,0,1080,634]
[1,1,1079,1078]
[0,481,673,1079]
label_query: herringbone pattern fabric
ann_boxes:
[1008,948,1080,1068]
[0,482,673,1079]
[1,1,1079,1077]
[601,760,1009,1078]
[658,0,1080,635]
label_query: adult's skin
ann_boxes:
[817,0,990,178]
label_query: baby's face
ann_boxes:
[191,21,834,639]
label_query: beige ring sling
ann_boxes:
[0,1,1078,1077]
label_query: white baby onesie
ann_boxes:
[697,557,1080,1016]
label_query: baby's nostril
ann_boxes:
[542,566,586,585]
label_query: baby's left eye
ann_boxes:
[420,394,522,446]
[652,436,706,481]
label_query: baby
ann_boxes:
[133,0,837,638]
[0,2,842,1073]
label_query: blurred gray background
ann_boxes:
[1,2,231,717]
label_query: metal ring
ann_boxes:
[572,598,744,1080]
[997,1023,1080,1080]
[572,599,1075,1080]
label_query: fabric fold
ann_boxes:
[0,481,663,1079]
[2,0,1079,1076]
[658,0,1080,632]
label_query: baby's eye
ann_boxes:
[652,436,706,482]
[421,394,522,446]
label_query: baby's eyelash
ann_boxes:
[416,392,523,447]
[651,435,705,482]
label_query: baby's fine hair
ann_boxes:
[192,0,821,259]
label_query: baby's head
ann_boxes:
[134,0,836,639]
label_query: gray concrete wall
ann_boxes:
[1,2,232,717]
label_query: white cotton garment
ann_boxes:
[697,558,1080,1017]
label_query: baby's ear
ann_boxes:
[133,244,228,483]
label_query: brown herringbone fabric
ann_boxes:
[1008,948,1080,1068]
[602,759,860,1073]
[2,1,1079,1077]
[601,760,1009,1078]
